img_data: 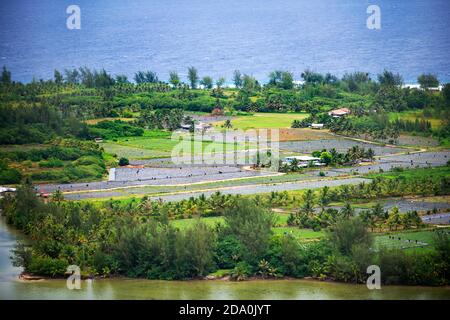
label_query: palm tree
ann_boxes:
[301,190,315,216]
[169,71,180,87]
[386,206,401,231]
[340,202,354,219]
[51,189,64,203]
[290,158,300,172]
[223,119,232,129]
[365,148,375,161]
[319,186,330,211]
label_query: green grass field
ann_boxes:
[374,228,448,251]
[102,129,250,159]
[388,110,443,129]
[273,227,325,239]
[215,112,309,129]
[366,166,450,181]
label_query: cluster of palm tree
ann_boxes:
[360,205,423,232]
[279,146,375,173]
[288,190,424,232]
[329,117,400,143]
[104,191,296,221]
[285,174,445,231]
[111,192,242,220]
[137,108,184,131]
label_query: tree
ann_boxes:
[5,180,44,230]
[365,148,375,161]
[342,72,370,92]
[1,66,12,85]
[268,71,294,89]
[180,221,216,276]
[224,199,275,264]
[118,157,129,166]
[51,189,64,203]
[200,76,213,89]
[372,203,386,218]
[233,70,243,88]
[242,74,260,92]
[300,189,315,216]
[280,71,294,89]
[268,71,283,87]
[223,119,233,129]
[340,202,355,219]
[442,83,450,106]
[64,68,80,84]
[187,66,199,89]
[418,73,439,90]
[433,230,450,272]
[169,71,180,87]
[93,69,115,88]
[378,70,403,87]
[54,70,63,85]
[318,186,330,211]
[301,69,324,85]
[327,217,372,256]
[115,75,128,84]
[386,206,401,230]
[134,71,158,84]
[216,77,226,88]
[320,151,332,165]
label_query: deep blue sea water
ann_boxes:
[0,0,449,83]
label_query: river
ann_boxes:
[1,217,449,300]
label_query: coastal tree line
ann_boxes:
[1,168,449,285]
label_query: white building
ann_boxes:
[310,123,324,130]
[0,187,16,199]
[282,156,324,167]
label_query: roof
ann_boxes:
[0,187,16,193]
[284,156,321,161]
[329,108,351,115]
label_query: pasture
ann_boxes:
[388,110,443,129]
[214,112,309,129]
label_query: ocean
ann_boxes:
[0,0,449,83]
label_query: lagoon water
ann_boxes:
[0,0,449,83]
[1,217,449,300]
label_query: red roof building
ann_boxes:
[328,108,351,117]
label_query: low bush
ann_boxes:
[38,158,64,168]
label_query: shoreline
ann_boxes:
[17,272,450,288]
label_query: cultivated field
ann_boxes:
[214,112,309,129]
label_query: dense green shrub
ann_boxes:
[72,155,106,169]
[38,158,64,168]
[27,255,69,277]
[90,120,144,139]
[0,160,22,184]
[118,157,129,166]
